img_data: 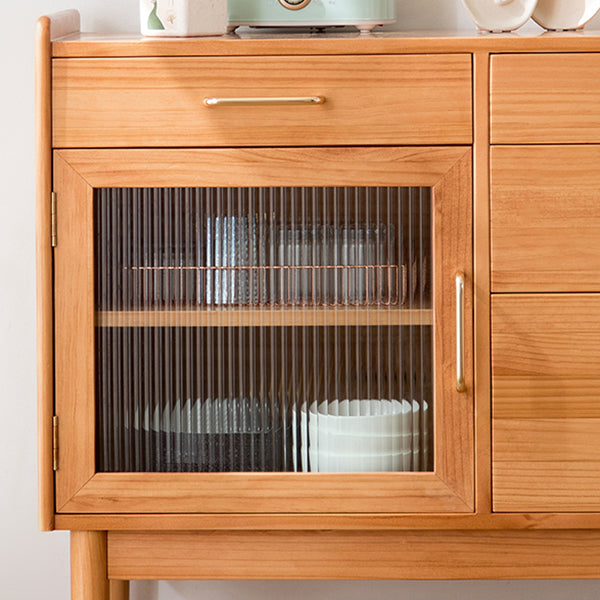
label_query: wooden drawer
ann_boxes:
[492,295,600,512]
[491,53,600,144]
[491,145,600,293]
[52,55,472,148]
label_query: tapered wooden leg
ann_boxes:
[109,580,129,600]
[71,531,109,600]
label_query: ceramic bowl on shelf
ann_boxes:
[312,399,412,436]
[294,399,431,472]
[308,447,412,473]
[461,0,539,32]
[532,0,600,31]
[313,427,413,455]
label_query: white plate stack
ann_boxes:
[295,399,429,473]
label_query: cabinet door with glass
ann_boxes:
[53,146,473,515]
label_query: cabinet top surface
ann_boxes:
[51,29,600,57]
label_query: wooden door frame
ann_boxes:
[53,146,473,514]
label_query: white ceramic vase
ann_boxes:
[461,0,539,32]
[532,0,600,31]
[140,0,228,37]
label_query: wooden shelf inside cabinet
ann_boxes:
[96,308,433,328]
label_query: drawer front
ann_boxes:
[491,53,600,144]
[492,295,600,512]
[52,55,472,148]
[491,145,600,293]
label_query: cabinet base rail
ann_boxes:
[68,528,600,593]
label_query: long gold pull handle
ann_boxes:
[456,271,466,393]
[203,96,326,107]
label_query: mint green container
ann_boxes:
[228,0,396,33]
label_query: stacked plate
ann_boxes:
[295,399,429,473]
[133,397,288,472]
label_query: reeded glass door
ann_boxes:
[95,186,432,474]
[54,147,473,513]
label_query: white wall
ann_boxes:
[1,1,600,598]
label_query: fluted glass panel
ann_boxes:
[95,186,433,473]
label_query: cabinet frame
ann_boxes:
[53,146,473,515]
[38,13,600,589]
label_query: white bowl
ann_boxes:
[309,399,412,435]
[410,399,430,435]
[293,399,431,471]
[461,0,539,32]
[314,429,413,454]
[532,0,600,30]
[309,399,429,435]
[308,448,412,473]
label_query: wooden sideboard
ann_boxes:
[36,10,600,599]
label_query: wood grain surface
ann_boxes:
[51,31,600,58]
[56,147,468,189]
[54,154,96,511]
[58,471,472,515]
[108,529,600,580]
[491,145,600,292]
[55,511,600,532]
[35,14,54,533]
[71,531,109,600]
[54,148,473,515]
[473,50,492,514]
[109,580,129,600]
[491,53,600,144]
[36,10,82,533]
[96,308,433,329]
[52,55,472,148]
[431,150,474,506]
[492,294,600,511]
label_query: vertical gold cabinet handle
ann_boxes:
[456,271,466,392]
[203,96,326,107]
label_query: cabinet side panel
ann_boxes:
[54,155,96,510]
[36,15,54,532]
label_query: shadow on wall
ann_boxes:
[80,2,139,32]
[131,581,158,600]
[394,0,463,30]
[131,580,600,600]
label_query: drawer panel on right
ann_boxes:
[492,295,600,512]
[491,145,600,293]
[491,53,600,144]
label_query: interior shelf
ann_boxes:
[96,307,433,328]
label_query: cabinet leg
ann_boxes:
[70,531,109,600]
[110,580,130,600]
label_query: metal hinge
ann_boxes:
[51,192,57,247]
[52,415,59,471]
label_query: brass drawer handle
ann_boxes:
[203,96,326,107]
[456,271,466,393]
